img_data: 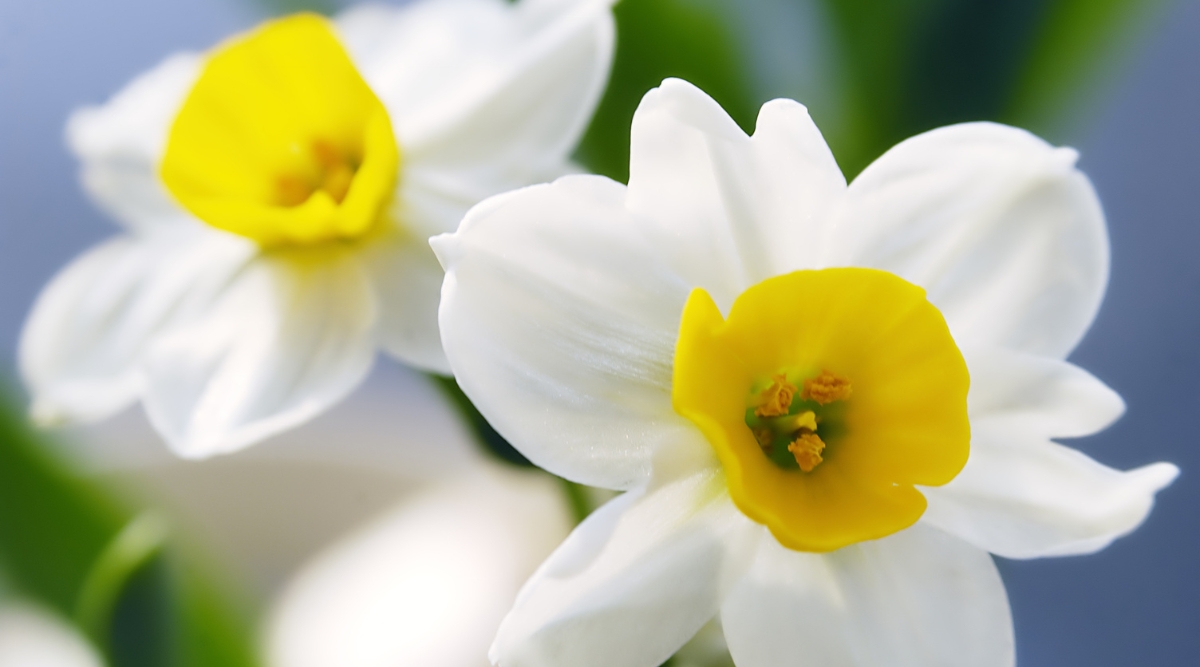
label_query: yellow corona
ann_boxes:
[673,268,971,552]
[160,14,399,248]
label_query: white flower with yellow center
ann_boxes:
[21,0,614,457]
[432,79,1179,667]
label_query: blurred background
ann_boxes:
[1,0,1197,665]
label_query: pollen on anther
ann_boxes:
[754,374,796,418]
[801,370,852,405]
[788,433,826,472]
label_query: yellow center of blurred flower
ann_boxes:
[161,13,400,248]
[672,268,971,552]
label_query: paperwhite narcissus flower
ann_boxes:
[432,79,1180,667]
[0,603,103,667]
[265,465,573,667]
[21,0,614,458]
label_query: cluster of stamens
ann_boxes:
[276,140,359,207]
[748,370,852,472]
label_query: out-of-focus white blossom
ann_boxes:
[0,602,103,667]
[265,464,573,667]
[21,0,614,458]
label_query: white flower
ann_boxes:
[0,602,103,667]
[264,464,573,667]
[432,78,1179,667]
[21,0,614,458]
[77,377,579,667]
[75,363,490,596]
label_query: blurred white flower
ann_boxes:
[72,371,590,667]
[21,0,614,458]
[81,362,482,600]
[433,78,1179,667]
[265,464,573,667]
[0,602,103,667]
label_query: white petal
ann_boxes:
[434,175,698,489]
[825,122,1107,359]
[491,467,760,667]
[929,344,1176,560]
[966,346,1124,438]
[626,79,846,309]
[921,422,1178,559]
[339,0,614,237]
[66,53,200,232]
[721,524,1013,667]
[266,465,572,667]
[141,248,378,458]
[20,227,255,425]
[0,603,103,667]
[360,231,449,374]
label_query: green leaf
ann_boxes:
[1005,0,1172,135]
[0,395,260,667]
[812,0,1061,175]
[574,0,759,182]
[811,0,1170,174]
[172,560,261,667]
[807,0,944,175]
[0,401,127,618]
[75,513,170,653]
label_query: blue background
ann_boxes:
[0,0,1196,664]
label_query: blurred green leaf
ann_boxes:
[1006,0,1171,134]
[813,0,1055,175]
[574,0,758,182]
[808,0,945,175]
[0,397,259,667]
[812,0,1171,175]
[75,513,169,654]
[0,402,127,618]
[172,560,262,667]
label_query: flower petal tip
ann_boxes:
[429,233,461,271]
[1144,461,1181,491]
[638,78,746,143]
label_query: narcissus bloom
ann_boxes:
[21,0,613,457]
[433,79,1179,667]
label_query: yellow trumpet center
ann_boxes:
[160,13,400,248]
[672,268,970,552]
